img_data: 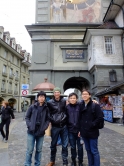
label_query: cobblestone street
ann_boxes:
[0,113,124,166]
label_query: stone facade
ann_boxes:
[0,26,31,112]
[26,0,124,96]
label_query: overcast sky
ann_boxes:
[0,0,35,54]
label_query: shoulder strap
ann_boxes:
[92,102,96,113]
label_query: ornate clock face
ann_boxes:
[68,0,87,4]
[51,0,101,23]
[66,0,96,10]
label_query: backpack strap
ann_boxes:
[92,102,96,114]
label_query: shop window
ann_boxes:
[105,36,114,54]
[109,70,117,82]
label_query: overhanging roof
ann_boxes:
[103,0,124,22]
[95,81,124,97]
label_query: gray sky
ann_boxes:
[0,0,35,54]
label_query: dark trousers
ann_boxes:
[50,125,68,164]
[68,132,83,162]
[0,118,11,140]
[83,137,100,166]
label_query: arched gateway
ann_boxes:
[63,77,90,92]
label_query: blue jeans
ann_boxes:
[57,135,62,145]
[83,137,100,166]
[50,125,68,164]
[24,133,44,166]
[68,132,83,162]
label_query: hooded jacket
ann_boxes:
[25,102,50,137]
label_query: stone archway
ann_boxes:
[63,77,90,92]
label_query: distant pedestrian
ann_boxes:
[24,91,50,166]
[79,89,103,166]
[66,92,83,166]
[0,101,15,143]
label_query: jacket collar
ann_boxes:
[34,102,47,107]
[81,99,92,112]
[69,102,78,107]
[52,96,63,102]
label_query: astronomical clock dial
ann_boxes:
[66,0,96,10]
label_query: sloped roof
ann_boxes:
[98,21,119,29]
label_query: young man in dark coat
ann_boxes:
[24,91,50,166]
[46,87,68,166]
[66,93,83,166]
[79,90,103,166]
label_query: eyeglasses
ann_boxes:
[82,94,89,96]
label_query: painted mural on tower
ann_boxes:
[50,0,101,23]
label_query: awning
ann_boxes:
[95,81,124,97]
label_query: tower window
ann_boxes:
[109,70,117,82]
[105,36,113,54]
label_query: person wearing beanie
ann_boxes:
[46,87,68,166]
[53,87,61,93]
[24,91,50,166]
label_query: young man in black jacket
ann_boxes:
[79,90,103,166]
[24,91,50,166]
[66,93,83,166]
[46,87,68,166]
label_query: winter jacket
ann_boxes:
[25,102,50,137]
[47,97,67,127]
[0,106,15,120]
[66,103,80,133]
[79,100,103,139]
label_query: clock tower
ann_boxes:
[35,0,111,23]
[26,0,113,95]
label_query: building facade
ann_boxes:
[0,26,31,112]
[26,0,115,94]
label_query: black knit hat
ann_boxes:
[37,91,46,98]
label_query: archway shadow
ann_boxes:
[63,77,90,92]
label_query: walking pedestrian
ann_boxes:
[66,92,83,166]
[0,101,15,143]
[24,91,50,166]
[46,87,68,166]
[79,89,103,166]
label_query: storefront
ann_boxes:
[95,82,124,123]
